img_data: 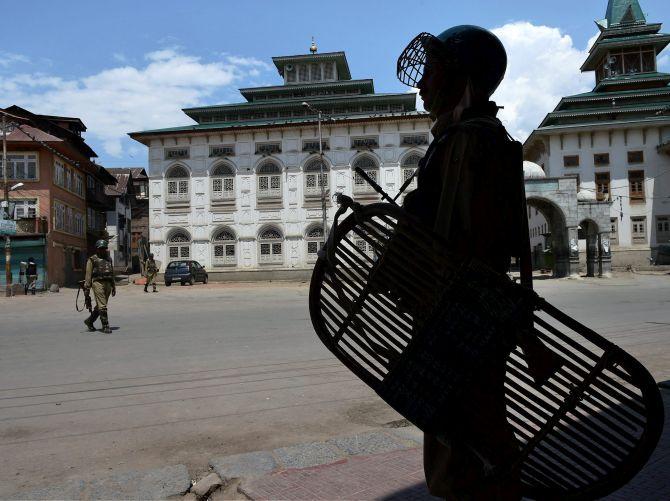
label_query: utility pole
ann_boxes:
[3,112,11,296]
[302,102,329,247]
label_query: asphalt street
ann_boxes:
[0,273,668,497]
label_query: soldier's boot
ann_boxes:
[144,284,148,293]
[152,284,157,292]
[84,309,99,332]
[100,310,112,334]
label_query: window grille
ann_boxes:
[211,164,235,201]
[286,66,296,83]
[401,134,428,146]
[302,139,329,152]
[210,145,235,157]
[306,226,325,262]
[259,228,283,264]
[255,142,282,155]
[166,166,190,203]
[351,136,379,150]
[628,170,645,203]
[390,104,404,112]
[298,64,308,82]
[656,216,670,243]
[563,155,580,168]
[168,231,191,261]
[595,172,611,201]
[631,216,647,243]
[164,147,190,160]
[257,162,282,200]
[352,156,379,195]
[593,153,610,166]
[304,159,329,197]
[166,165,189,178]
[627,151,644,164]
[213,230,236,265]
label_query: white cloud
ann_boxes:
[0,49,273,159]
[0,52,30,68]
[491,22,597,141]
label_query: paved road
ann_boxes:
[0,273,668,497]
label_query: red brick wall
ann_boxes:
[7,146,89,285]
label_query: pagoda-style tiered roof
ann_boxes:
[530,0,670,132]
[130,45,424,140]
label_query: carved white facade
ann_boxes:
[132,48,432,275]
[142,123,431,273]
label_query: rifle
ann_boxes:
[76,280,92,313]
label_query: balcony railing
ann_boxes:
[257,188,282,199]
[15,217,47,234]
[166,191,190,203]
[305,185,329,197]
[212,255,237,266]
[211,190,236,201]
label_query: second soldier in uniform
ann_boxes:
[144,253,158,293]
[84,239,116,334]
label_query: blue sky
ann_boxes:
[1,0,668,169]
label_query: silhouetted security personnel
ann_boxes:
[144,253,158,293]
[397,25,520,499]
[84,240,116,333]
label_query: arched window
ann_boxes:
[165,165,190,203]
[305,225,324,262]
[259,227,283,264]
[211,163,235,201]
[257,161,282,200]
[352,156,379,195]
[401,153,422,190]
[212,228,236,266]
[167,230,191,261]
[304,158,329,198]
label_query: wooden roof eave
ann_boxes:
[128,112,431,146]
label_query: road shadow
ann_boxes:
[379,481,440,500]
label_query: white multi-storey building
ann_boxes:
[524,0,670,268]
[130,47,431,278]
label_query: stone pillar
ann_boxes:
[598,233,612,277]
[586,233,598,277]
[568,226,580,278]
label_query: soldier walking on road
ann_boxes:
[144,253,158,293]
[84,239,116,334]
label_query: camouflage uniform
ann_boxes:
[144,258,158,293]
[84,252,115,333]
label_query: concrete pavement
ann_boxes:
[0,273,668,498]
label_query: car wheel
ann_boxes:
[180,281,185,286]
[165,281,171,287]
[188,276,194,286]
[203,275,208,284]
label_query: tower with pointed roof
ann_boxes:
[524,0,670,269]
[130,46,430,277]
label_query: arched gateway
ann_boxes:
[523,163,612,277]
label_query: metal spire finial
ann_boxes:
[310,37,318,54]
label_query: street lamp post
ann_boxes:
[302,102,329,247]
[2,112,11,297]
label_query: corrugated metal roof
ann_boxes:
[105,172,131,196]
